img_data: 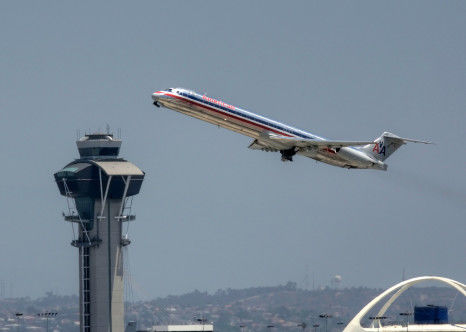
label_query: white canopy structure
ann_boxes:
[148,325,214,332]
[343,276,466,332]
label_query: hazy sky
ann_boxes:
[1,1,465,299]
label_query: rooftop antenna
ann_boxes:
[303,264,310,290]
[0,280,5,298]
[331,275,342,289]
[106,124,110,134]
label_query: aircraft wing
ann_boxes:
[248,135,375,153]
[267,135,375,149]
[248,139,279,152]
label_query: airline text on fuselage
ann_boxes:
[202,95,235,111]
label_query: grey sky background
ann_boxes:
[1,1,465,299]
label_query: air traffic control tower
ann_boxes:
[54,133,145,332]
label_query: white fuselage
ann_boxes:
[152,88,385,170]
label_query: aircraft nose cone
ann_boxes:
[152,92,163,107]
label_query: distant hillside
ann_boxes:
[1,284,464,331]
[128,283,465,331]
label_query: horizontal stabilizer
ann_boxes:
[361,132,432,162]
[381,132,433,145]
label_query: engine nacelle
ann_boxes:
[280,148,296,162]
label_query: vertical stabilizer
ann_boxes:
[362,132,431,162]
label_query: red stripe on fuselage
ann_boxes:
[165,93,293,137]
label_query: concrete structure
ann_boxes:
[361,325,466,332]
[343,276,466,332]
[55,133,145,332]
[141,325,214,332]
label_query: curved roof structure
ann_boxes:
[343,276,466,332]
[92,160,144,176]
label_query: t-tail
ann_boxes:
[361,132,432,163]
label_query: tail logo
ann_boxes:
[373,141,386,156]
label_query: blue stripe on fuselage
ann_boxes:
[179,91,326,140]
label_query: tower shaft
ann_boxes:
[80,199,124,332]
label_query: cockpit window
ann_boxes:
[166,88,173,92]
[177,88,194,95]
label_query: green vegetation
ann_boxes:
[0,285,464,331]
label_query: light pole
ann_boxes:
[195,316,208,332]
[267,324,275,331]
[15,313,23,332]
[240,323,246,332]
[298,322,307,331]
[399,312,412,332]
[337,322,345,331]
[313,323,320,332]
[37,312,58,332]
[319,314,333,332]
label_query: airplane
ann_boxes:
[152,87,431,170]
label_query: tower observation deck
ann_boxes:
[54,133,145,332]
